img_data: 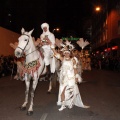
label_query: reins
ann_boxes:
[25,47,39,57]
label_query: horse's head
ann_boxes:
[15,28,34,58]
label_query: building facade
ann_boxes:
[0,27,20,55]
[91,0,120,58]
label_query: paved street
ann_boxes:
[0,69,120,120]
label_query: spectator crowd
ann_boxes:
[0,55,17,77]
[0,54,120,79]
[91,56,120,72]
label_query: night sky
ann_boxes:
[0,0,92,38]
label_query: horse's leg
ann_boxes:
[20,74,30,110]
[57,70,60,81]
[47,77,52,93]
[39,66,47,81]
[47,72,56,93]
[27,75,38,115]
[45,65,50,80]
[45,64,52,93]
[47,59,59,93]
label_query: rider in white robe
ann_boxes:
[40,23,56,73]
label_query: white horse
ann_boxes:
[14,28,46,115]
[47,56,61,93]
[38,48,61,93]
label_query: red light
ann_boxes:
[108,48,111,51]
[104,48,111,52]
[101,52,104,54]
[96,51,99,53]
[112,46,118,50]
[104,49,107,52]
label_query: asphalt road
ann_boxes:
[0,69,120,120]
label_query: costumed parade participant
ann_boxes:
[76,38,90,72]
[85,51,91,71]
[72,49,83,76]
[48,40,90,111]
[13,57,25,80]
[10,42,25,80]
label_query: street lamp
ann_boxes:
[95,6,101,12]
[53,28,60,33]
[94,3,109,54]
[56,28,60,31]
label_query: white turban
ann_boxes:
[41,23,49,30]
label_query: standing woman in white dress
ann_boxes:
[49,40,90,111]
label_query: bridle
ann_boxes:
[16,34,37,57]
[17,34,30,54]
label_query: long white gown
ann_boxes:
[57,57,89,109]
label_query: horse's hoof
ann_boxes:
[27,111,33,116]
[19,106,26,111]
[47,91,51,94]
